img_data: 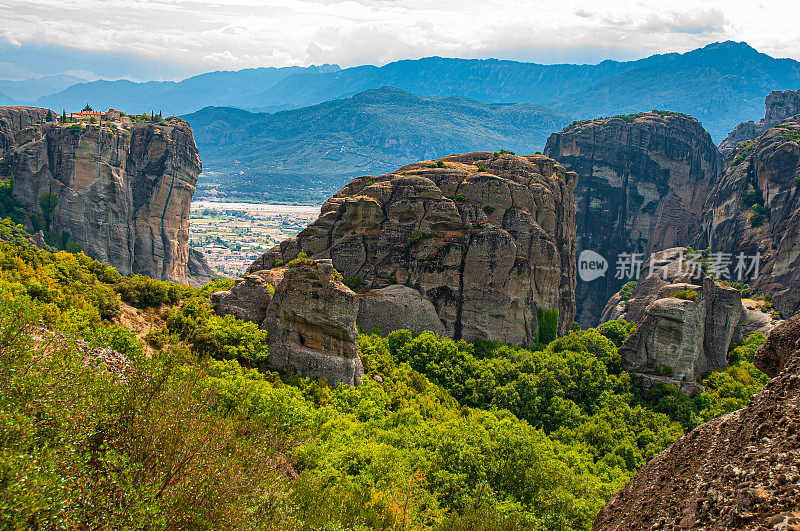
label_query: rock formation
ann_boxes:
[356,285,445,336]
[719,89,800,156]
[619,276,742,383]
[544,111,722,327]
[697,117,800,319]
[602,248,781,339]
[247,152,578,345]
[0,106,203,284]
[213,259,363,386]
[593,313,800,530]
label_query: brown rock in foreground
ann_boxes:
[248,152,577,345]
[544,111,722,327]
[0,106,202,284]
[592,313,800,530]
[213,259,363,386]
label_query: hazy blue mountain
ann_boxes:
[35,64,340,115]
[183,87,570,203]
[0,91,14,106]
[0,75,87,104]
[36,42,800,140]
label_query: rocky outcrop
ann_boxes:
[697,117,800,319]
[213,259,363,386]
[593,313,800,530]
[356,285,445,336]
[544,111,722,327]
[247,152,577,345]
[719,89,800,156]
[187,248,213,288]
[619,276,742,382]
[0,106,202,284]
[755,315,800,379]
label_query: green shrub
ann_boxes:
[286,251,314,268]
[536,308,559,345]
[483,205,495,215]
[673,289,698,301]
[407,230,432,249]
[478,165,488,172]
[344,275,368,293]
[659,365,674,377]
[454,193,467,202]
[619,280,637,301]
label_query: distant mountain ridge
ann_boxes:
[183,87,571,203]
[0,75,87,103]
[36,41,800,140]
[35,64,340,115]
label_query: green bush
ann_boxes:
[286,250,315,268]
[673,289,698,301]
[343,275,368,293]
[619,280,637,301]
[483,205,495,215]
[659,365,674,377]
[536,308,559,345]
[454,193,467,202]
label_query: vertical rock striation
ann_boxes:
[544,111,723,327]
[697,117,800,319]
[0,106,202,284]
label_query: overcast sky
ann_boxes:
[1,0,799,81]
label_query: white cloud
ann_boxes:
[0,0,798,79]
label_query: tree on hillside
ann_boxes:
[38,192,59,231]
[45,110,53,122]
[82,103,92,112]
[62,109,67,123]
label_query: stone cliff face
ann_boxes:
[593,313,800,530]
[697,118,800,319]
[213,259,364,386]
[544,111,723,327]
[247,152,578,345]
[719,89,800,157]
[0,106,202,284]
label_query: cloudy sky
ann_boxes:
[1,0,798,81]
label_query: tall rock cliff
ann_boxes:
[544,111,723,327]
[247,152,578,345]
[719,89,800,156]
[0,106,202,284]
[697,118,800,319]
[593,313,800,530]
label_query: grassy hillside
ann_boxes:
[0,217,769,529]
[184,87,571,203]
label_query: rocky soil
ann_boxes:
[248,152,578,345]
[0,106,203,284]
[544,111,722,327]
[593,313,800,530]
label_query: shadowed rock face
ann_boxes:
[0,106,202,284]
[544,111,722,327]
[247,152,577,345]
[719,89,800,156]
[697,118,800,319]
[213,259,363,386]
[592,313,800,530]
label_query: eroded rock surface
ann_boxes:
[697,117,800,319]
[544,111,722,327]
[620,276,742,382]
[593,313,800,530]
[719,89,800,156]
[213,259,363,386]
[0,106,202,283]
[356,285,445,336]
[248,152,577,345]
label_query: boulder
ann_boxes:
[214,259,363,386]
[755,314,800,378]
[247,152,578,345]
[619,277,742,381]
[357,285,445,335]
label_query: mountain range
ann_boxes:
[27,41,800,141]
[184,87,569,203]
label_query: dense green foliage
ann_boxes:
[0,218,771,529]
[536,308,559,345]
[673,289,698,301]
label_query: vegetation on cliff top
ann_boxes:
[0,218,768,529]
